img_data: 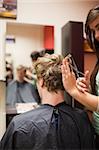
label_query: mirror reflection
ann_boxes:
[5,22,54,111]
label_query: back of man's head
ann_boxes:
[34,54,64,92]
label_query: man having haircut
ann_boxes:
[0,54,95,150]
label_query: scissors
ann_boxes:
[66,54,84,78]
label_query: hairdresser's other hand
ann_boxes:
[76,70,90,93]
[61,57,77,95]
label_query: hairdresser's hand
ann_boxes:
[61,57,77,95]
[76,70,90,93]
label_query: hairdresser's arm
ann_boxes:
[61,58,98,112]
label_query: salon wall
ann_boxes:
[16,0,99,53]
[6,23,44,68]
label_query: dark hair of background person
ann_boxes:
[30,51,41,61]
[85,5,99,95]
[30,49,54,62]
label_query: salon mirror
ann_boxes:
[5,22,54,80]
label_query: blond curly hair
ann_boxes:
[34,54,64,92]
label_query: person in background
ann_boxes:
[6,65,40,106]
[24,67,34,84]
[25,50,47,102]
[25,51,42,103]
[0,54,95,150]
[62,5,99,149]
[30,51,40,62]
[25,51,41,84]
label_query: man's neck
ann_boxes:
[41,90,64,106]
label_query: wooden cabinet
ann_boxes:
[62,21,84,73]
[62,21,84,108]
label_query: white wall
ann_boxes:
[6,23,44,69]
[16,0,99,53]
[2,0,98,54]
[17,1,98,25]
[0,21,6,80]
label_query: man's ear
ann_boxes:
[39,78,44,87]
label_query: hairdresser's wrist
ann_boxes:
[67,87,78,98]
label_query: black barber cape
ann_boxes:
[0,102,95,150]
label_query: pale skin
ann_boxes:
[61,58,99,112]
[37,78,64,106]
